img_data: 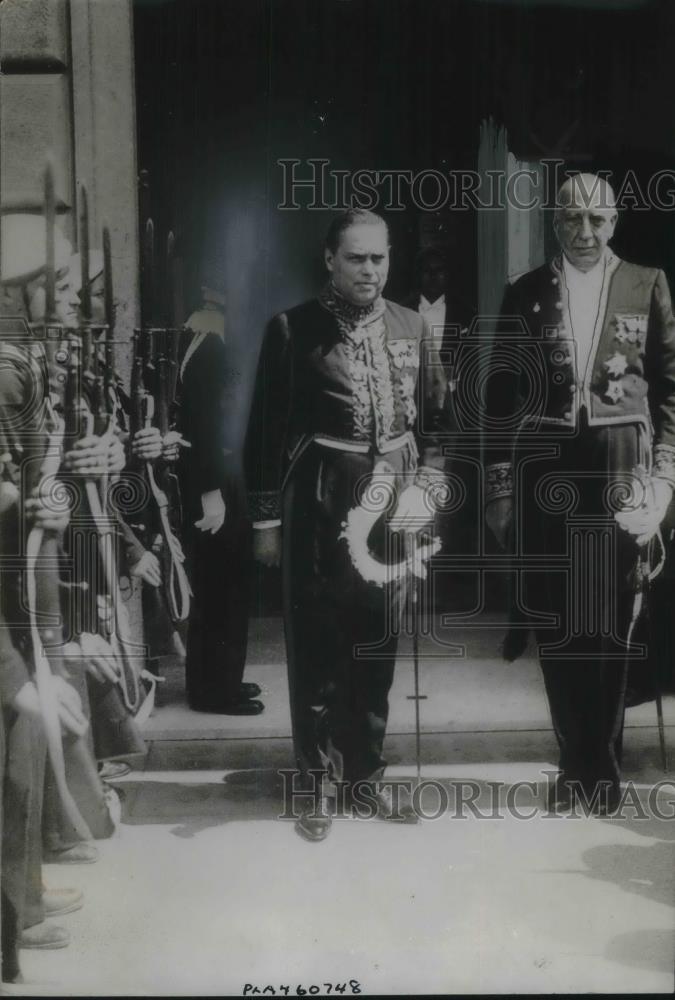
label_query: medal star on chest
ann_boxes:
[604,380,625,404]
[604,352,628,378]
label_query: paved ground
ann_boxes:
[20,747,675,996]
[144,616,675,742]
[14,617,675,995]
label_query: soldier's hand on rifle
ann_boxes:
[106,434,126,474]
[615,477,673,546]
[390,484,435,533]
[77,633,121,685]
[485,496,513,550]
[131,550,162,588]
[64,434,120,476]
[195,489,226,534]
[131,426,162,462]
[62,637,118,685]
[253,525,282,567]
[161,430,190,464]
[25,480,71,533]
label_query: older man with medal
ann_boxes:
[485,174,675,814]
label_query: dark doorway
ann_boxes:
[132,0,675,618]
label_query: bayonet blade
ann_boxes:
[142,218,156,328]
[102,225,115,332]
[44,160,56,324]
[102,226,115,399]
[79,185,91,322]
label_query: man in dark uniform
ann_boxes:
[485,174,675,814]
[247,209,449,840]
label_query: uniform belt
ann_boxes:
[313,431,415,456]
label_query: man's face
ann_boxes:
[419,255,447,303]
[325,223,389,306]
[554,203,617,272]
[27,269,80,327]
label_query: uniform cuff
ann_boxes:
[253,519,281,530]
[486,461,513,504]
[249,490,281,523]
[414,465,447,491]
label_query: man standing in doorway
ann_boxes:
[247,209,448,841]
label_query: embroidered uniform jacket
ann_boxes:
[485,253,675,501]
[246,297,449,522]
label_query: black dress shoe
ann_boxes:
[295,800,332,842]
[547,775,620,816]
[189,699,264,716]
[373,783,418,824]
[240,682,262,699]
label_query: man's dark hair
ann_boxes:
[325,209,389,254]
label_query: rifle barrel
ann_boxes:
[102,226,115,333]
[44,161,56,323]
[143,218,156,327]
[79,186,92,322]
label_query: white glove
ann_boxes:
[195,489,226,534]
[390,484,435,533]
[615,477,673,546]
[253,525,282,567]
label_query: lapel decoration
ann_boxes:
[604,380,625,404]
[604,352,628,378]
[613,313,648,350]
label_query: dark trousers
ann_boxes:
[283,443,413,787]
[285,584,398,785]
[517,421,642,792]
[184,510,252,707]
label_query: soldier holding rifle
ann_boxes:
[0,212,90,968]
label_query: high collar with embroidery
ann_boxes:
[318,282,386,332]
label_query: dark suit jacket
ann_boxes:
[177,331,242,517]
